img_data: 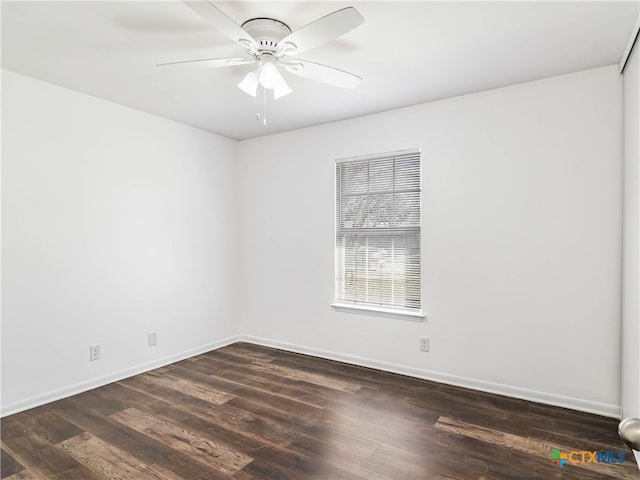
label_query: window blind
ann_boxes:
[335,149,421,312]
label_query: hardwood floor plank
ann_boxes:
[51,397,230,480]
[435,416,637,480]
[135,368,234,405]
[307,394,439,457]
[101,381,282,456]
[59,432,170,480]
[148,460,233,480]
[110,407,253,475]
[187,355,333,409]
[286,428,377,478]
[118,376,296,447]
[16,411,84,445]
[255,361,362,393]
[3,468,51,480]
[216,345,277,363]
[1,416,102,480]
[284,457,366,480]
[51,398,171,465]
[226,395,320,434]
[218,345,363,393]
[262,346,405,389]
[363,443,456,480]
[232,443,309,480]
[527,424,629,453]
[527,402,625,444]
[1,448,25,478]
[61,385,126,416]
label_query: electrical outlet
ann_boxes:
[148,332,158,347]
[420,337,430,352]
[90,344,101,361]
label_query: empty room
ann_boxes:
[2,0,640,478]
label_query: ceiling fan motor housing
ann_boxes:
[241,18,292,54]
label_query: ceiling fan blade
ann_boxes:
[157,57,254,68]
[183,1,258,53]
[277,7,364,56]
[282,60,361,89]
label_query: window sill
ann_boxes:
[331,303,426,322]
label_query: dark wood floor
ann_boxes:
[1,342,637,479]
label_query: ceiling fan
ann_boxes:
[158,1,365,100]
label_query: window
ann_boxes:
[334,149,423,319]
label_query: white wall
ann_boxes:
[238,66,623,416]
[622,38,640,423]
[1,70,240,415]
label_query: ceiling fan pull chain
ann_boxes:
[263,87,268,127]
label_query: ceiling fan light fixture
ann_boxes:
[273,76,292,100]
[237,71,259,97]
[258,61,280,89]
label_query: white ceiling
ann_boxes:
[2,1,638,140]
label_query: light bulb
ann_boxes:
[259,62,279,89]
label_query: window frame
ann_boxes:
[332,148,425,321]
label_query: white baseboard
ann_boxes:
[2,333,621,419]
[241,335,622,419]
[0,335,242,418]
